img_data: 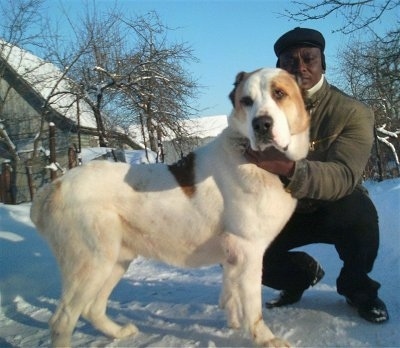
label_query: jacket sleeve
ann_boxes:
[286,101,375,201]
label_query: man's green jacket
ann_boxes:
[286,78,374,211]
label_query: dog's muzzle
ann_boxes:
[252,115,273,144]
[251,115,289,151]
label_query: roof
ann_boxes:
[187,114,228,138]
[128,114,228,146]
[0,40,97,128]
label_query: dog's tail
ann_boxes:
[30,179,61,231]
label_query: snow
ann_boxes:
[188,115,228,138]
[0,178,399,347]
[129,115,228,142]
[79,148,157,164]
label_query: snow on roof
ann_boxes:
[187,115,228,138]
[129,114,228,143]
[80,147,157,164]
[0,40,97,128]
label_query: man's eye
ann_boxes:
[240,96,254,107]
[281,58,295,67]
[303,56,315,64]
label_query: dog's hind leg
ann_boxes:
[49,261,114,347]
[49,237,134,347]
[81,260,139,340]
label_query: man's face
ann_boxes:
[279,47,324,90]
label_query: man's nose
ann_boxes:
[293,58,307,72]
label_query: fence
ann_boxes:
[0,124,77,204]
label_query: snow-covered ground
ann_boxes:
[0,178,399,347]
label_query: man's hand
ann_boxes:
[244,146,295,177]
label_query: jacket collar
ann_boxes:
[305,76,329,112]
[306,74,325,97]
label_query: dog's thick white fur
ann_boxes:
[31,68,309,348]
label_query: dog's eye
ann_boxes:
[273,89,286,100]
[240,96,254,107]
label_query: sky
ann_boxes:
[40,0,396,116]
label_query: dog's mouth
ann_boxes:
[250,136,289,153]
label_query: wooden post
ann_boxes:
[25,160,34,201]
[68,146,77,169]
[77,94,82,154]
[49,122,57,181]
[1,162,13,204]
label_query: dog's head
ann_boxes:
[228,68,309,161]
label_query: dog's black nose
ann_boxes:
[252,116,273,134]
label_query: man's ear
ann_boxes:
[229,71,247,106]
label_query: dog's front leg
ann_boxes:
[221,233,291,347]
[220,260,241,329]
[220,232,245,329]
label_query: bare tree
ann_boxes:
[1,2,200,166]
[60,9,200,159]
[0,0,45,47]
[31,44,93,157]
[338,29,400,178]
[283,0,399,34]
[117,12,199,158]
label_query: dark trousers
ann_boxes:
[262,188,381,302]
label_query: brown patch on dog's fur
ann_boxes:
[271,71,309,134]
[168,153,196,197]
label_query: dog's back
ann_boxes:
[30,155,226,264]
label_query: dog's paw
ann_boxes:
[116,323,139,338]
[227,317,240,329]
[223,299,241,329]
[262,337,291,348]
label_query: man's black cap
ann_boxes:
[274,27,325,57]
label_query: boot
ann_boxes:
[346,296,389,323]
[266,263,325,308]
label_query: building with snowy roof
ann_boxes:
[0,40,140,203]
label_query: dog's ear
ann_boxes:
[229,71,247,106]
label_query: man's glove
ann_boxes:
[244,146,295,178]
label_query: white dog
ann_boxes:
[30,68,309,347]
